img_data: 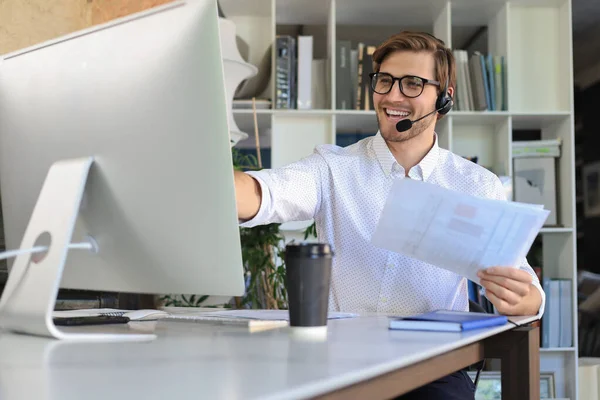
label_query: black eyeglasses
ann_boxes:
[369,72,440,98]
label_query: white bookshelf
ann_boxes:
[221,0,578,397]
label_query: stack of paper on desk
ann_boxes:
[166,309,358,331]
[371,179,550,283]
[167,309,357,323]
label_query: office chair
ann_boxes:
[468,299,487,389]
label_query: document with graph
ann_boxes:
[371,178,550,283]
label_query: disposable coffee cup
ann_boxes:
[285,242,333,339]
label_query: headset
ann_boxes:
[394,35,454,132]
[434,47,454,116]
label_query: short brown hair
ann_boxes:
[372,31,455,97]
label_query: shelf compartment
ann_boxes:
[334,0,443,27]
[451,115,510,176]
[275,0,330,24]
[511,112,571,130]
[507,1,572,113]
[271,114,334,168]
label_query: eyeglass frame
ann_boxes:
[368,72,441,98]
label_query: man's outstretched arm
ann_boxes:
[234,170,261,221]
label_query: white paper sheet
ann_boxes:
[371,179,550,283]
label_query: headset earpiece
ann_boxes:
[435,50,453,116]
[436,77,453,115]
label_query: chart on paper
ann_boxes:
[371,179,549,283]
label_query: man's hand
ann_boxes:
[477,267,542,316]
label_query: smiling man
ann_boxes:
[234,31,544,399]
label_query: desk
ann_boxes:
[0,315,539,400]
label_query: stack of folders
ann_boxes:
[541,278,573,348]
[275,35,328,110]
[451,49,506,111]
[389,310,508,332]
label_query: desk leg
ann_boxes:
[484,326,540,400]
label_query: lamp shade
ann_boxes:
[219,18,258,146]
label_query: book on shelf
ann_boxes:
[360,45,376,111]
[355,42,364,110]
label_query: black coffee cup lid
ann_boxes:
[286,242,333,258]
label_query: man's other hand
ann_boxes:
[477,267,542,316]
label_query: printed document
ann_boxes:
[371,179,550,283]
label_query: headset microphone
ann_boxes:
[395,107,442,133]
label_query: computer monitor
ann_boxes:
[0,0,245,341]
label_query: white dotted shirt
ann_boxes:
[240,132,545,317]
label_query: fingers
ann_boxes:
[478,267,539,316]
[484,290,515,315]
[483,267,533,284]
[481,278,526,305]
[478,271,531,297]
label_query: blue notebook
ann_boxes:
[389,310,508,332]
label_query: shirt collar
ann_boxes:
[371,131,439,181]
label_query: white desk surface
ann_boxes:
[0,314,538,400]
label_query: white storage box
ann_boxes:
[513,156,559,226]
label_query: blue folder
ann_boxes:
[389,310,508,332]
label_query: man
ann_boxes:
[234,31,544,399]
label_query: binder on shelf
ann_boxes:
[336,40,353,110]
[275,35,296,109]
[296,36,313,110]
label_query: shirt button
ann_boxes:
[381,298,387,303]
[387,263,394,269]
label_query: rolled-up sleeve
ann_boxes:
[239,151,328,228]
